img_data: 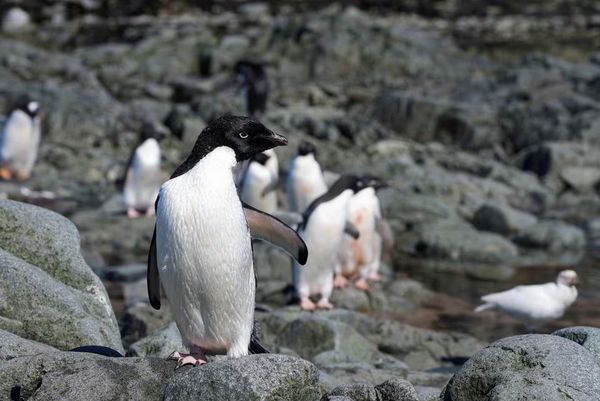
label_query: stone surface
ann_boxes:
[553,326,600,364]
[129,322,186,358]
[441,334,600,401]
[164,354,321,401]
[0,329,58,361]
[513,219,586,251]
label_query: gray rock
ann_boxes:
[120,302,173,349]
[0,200,122,352]
[553,326,600,364]
[129,322,186,358]
[441,334,600,401]
[471,203,537,236]
[375,378,420,401]
[323,379,419,401]
[164,354,321,401]
[513,219,586,251]
[0,329,58,361]
[324,383,378,401]
[0,352,174,401]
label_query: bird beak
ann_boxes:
[265,131,288,148]
[571,276,580,286]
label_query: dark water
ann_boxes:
[400,251,600,343]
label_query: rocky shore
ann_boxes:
[2,2,600,400]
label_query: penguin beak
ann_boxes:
[264,131,288,148]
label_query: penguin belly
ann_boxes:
[0,110,39,176]
[241,162,277,213]
[297,193,351,298]
[124,139,161,211]
[287,155,326,212]
[156,148,254,357]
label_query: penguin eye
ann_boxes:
[239,132,249,139]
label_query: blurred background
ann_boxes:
[1,0,600,357]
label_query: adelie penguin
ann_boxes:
[235,60,268,118]
[0,99,42,181]
[294,175,363,311]
[147,116,308,367]
[123,130,164,218]
[241,151,278,214]
[287,140,327,213]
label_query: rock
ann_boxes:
[513,219,586,251]
[129,322,186,358]
[553,326,600,364]
[441,334,600,401]
[324,383,378,401]
[560,166,600,193]
[375,378,420,401]
[412,218,519,264]
[164,354,321,401]
[2,7,32,34]
[323,378,419,401]
[0,200,122,352]
[0,352,174,401]
[120,302,173,349]
[0,330,58,361]
[471,203,537,236]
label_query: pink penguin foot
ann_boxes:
[334,274,348,289]
[168,351,207,368]
[355,278,370,291]
[300,297,317,311]
[145,206,155,217]
[127,207,142,218]
[316,298,334,310]
[368,272,383,282]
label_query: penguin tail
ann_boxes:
[248,338,270,354]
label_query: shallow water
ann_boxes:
[401,251,600,343]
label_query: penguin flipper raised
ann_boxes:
[243,202,308,265]
[147,225,161,309]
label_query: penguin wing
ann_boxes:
[344,220,360,239]
[260,177,279,197]
[243,202,308,265]
[147,225,161,309]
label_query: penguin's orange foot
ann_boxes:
[316,298,334,310]
[145,206,155,217]
[300,297,316,311]
[168,351,207,368]
[334,274,348,289]
[355,278,370,291]
[127,207,142,218]
[14,170,30,181]
[0,166,13,181]
[368,272,383,282]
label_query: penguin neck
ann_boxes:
[187,146,237,178]
[171,138,234,179]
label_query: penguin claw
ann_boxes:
[316,298,334,310]
[300,298,317,311]
[168,351,207,369]
[368,272,383,282]
[127,207,142,218]
[355,278,370,291]
[334,274,348,289]
[0,166,13,181]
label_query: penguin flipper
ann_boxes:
[243,203,308,265]
[147,225,161,309]
[344,221,360,239]
[260,178,279,198]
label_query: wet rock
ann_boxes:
[129,322,186,358]
[441,334,600,401]
[0,352,173,401]
[513,219,586,251]
[0,200,122,352]
[164,354,321,401]
[0,330,58,361]
[471,202,538,236]
[553,326,600,364]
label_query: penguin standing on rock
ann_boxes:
[123,131,164,218]
[241,152,278,214]
[235,60,269,118]
[147,116,308,367]
[287,140,327,213]
[0,99,42,181]
[295,175,362,311]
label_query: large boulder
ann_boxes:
[0,352,174,401]
[0,329,57,361]
[164,354,321,401]
[441,334,600,401]
[129,322,186,358]
[553,326,600,365]
[323,378,419,401]
[0,200,123,352]
[513,219,586,251]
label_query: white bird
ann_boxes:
[475,270,579,331]
[124,135,162,218]
[287,140,327,213]
[241,152,277,214]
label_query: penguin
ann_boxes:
[235,60,269,118]
[294,175,362,311]
[0,99,42,181]
[287,140,327,213]
[147,116,308,367]
[241,152,278,214]
[335,175,390,291]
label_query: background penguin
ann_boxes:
[0,98,42,181]
[241,152,278,213]
[295,175,362,311]
[147,116,308,367]
[123,130,164,218]
[287,140,327,213]
[235,60,269,118]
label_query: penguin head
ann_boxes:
[297,140,317,157]
[361,174,389,191]
[194,116,287,162]
[141,121,167,143]
[235,60,265,85]
[329,174,365,194]
[250,152,270,166]
[15,97,41,118]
